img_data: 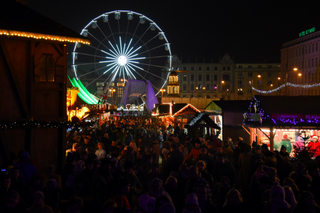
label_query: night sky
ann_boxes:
[26,0,320,63]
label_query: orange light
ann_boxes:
[293,67,298,71]
[257,74,261,78]
[278,77,281,80]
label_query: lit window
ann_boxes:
[39,55,55,82]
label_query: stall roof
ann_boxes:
[205,100,251,113]
[243,95,320,128]
[0,0,90,44]
[185,113,221,130]
[158,103,187,115]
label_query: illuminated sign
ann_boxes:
[299,27,315,37]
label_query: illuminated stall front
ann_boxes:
[243,95,320,155]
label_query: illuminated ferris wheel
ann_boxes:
[72,10,172,104]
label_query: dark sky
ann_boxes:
[26,0,320,63]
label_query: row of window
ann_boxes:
[238,72,273,77]
[289,57,318,70]
[181,66,232,71]
[288,42,319,59]
[237,65,273,69]
[183,74,231,82]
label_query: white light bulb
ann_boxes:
[118,55,127,66]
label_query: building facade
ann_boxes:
[280,28,320,96]
[170,54,280,100]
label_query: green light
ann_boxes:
[299,27,315,37]
[76,80,98,104]
[72,78,95,104]
[68,76,99,105]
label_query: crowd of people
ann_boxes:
[1,116,320,213]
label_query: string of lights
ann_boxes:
[253,82,320,94]
[0,120,95,129]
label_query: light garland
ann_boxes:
[0,120,95,129]
[253,82,320,94]
[0,30,90,45]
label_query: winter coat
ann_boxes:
[237,151,253,190]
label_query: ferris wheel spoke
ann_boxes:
[125,20,130,43]
[124,38,133,55]
[108,41,120,55]
[76,61,105,66]
[107,21,117,45]
[87,32,111,52]
[128,63,166,81]
[135,44,165,56]
[100,50,117,58]
[132,25,151,49]
[86,70,111,88]
[138,34,159,49]
[124,65,136,79]
[126,64,160,91]
[103,63,119,74]
[99,60,117,64]
[74,52,112,60]
[131,61,168,69]
[77,65,108,78]
[127,46,142,58]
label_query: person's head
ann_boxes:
[152,163,159,173]
[46,164,55,177]
[196,160,206,172]
[200,147,207,155]
[72,143,81,152]
[139,194,156,213]
[261,144,268,151]
[312,135,318,143]
[298,191,316,208]
[10,167,20,179]
[33,191,44,205]
[188,166,198,179]
[255,145,262,154]
[67,196,83,213]
[195,186,208,202]
[216,154,225,164]
[295,163,306,175]
[224,189,243,207]
[165,176,177,189]
[101,200,117,213]
[5,190,20,210]
[137,151,143,159]
[281,145,287,153]
[80,151,88,161]
[151,178,163,192]
[195,140,201,149]
[206,141,213,149]
[97,142,104,150]
[112,141,117,146]
[284,186,296,206]
[216,146,223,154]
[222,140,229,148]
[4,175,11,189]
[124,161,133,174]
[119,178,131,194]
[84,137,90,144]
[47,179,58,191]
[185,193,200,213]
[283,178,298,190]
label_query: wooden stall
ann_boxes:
[0,1,89,172]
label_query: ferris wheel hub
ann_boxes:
[118,55,127,66]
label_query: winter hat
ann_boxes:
[312,135,318,140]
[159,203,175,213]
[283,134,288,139]
[48,179,58,189]
[33,191,44,200]
[186,193,198,205]
[20,151,30,159]
[151,178,163,189]
[139,194,156,213]
[270,182,284,200]
[255,145,261,150]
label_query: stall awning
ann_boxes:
[185,113,221,130]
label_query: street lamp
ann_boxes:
[251,74,261,98]
[160,88,166,97]
[109,88,116,104]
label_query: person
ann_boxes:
[166,143,184,176]
[250,145,265,174]
[222,140,234,164]
[40,164,62,189]
[95,142,107,163]
[222,189,246,213]
[294,134,305,155]
[101,133,112,154]
[27,191,53,213]
[294,191,320,213]
[185,166,212,202]
[14,151,38,188]
[196,161,214,190]
[264,182,291,213]
[307,135,320,158]
[237,144,253,191]
[113,178,131,210]
[137,194,156,213]
[280,134,292,155]
[3,190,29,213]
[67,196,83,213]
[195,146,215,174]
[280,145,290,159]
[183,193,201,213]
[43,179,60,213]
[80,136,93,153]
[183,140,202,165]
[66,143,81,161]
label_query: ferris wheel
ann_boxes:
[72,10,172,104]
